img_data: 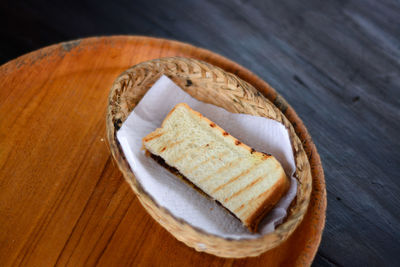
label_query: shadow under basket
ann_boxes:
[106,57,312,258]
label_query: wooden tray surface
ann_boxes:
[0,36,326,266]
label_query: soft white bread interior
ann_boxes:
[142,103,290,232]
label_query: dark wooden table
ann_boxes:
[1,0,399,266]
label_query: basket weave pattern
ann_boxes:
[106,57,312,258]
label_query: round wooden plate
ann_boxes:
[0,36,326,266]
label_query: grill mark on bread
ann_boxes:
[262,152,272,157]
[235,140,241,145]
[262,154,270,160]
[224,176,264,202]
[236,187,274,214]
[173,151,191,164]
[211,160,264,193]
[255,188,273,201]
[155,130,185,154]
[186,157,214,174]
[143,132,163,142]
[173,142,219,165]
[222,131,229,136]
[159,139,184,153]
[213,157,242,175]
[171,143,201,164]
[209,123,216,127]
[198,156,243,182]
[234,204,245,213]
[185,154,218,174]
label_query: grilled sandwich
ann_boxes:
[142,103,290,232]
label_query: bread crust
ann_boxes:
[245,171,290,232]
[168,103,271,160]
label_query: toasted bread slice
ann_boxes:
[142,103,290,232]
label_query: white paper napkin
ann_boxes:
[117,75,297,239]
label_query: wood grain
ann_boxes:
[0,36,325,266]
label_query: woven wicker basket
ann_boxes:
[106,57,312,258]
